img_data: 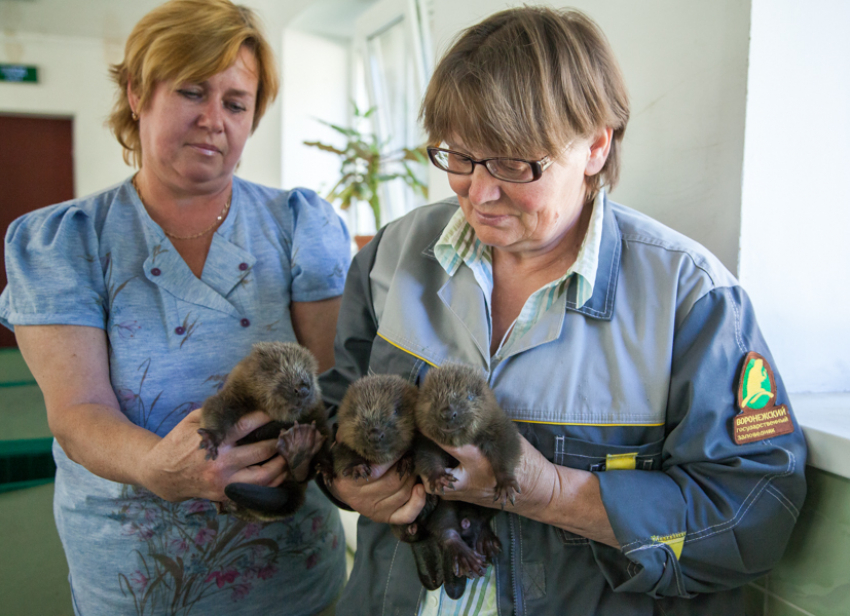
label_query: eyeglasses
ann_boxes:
[426,146,553,183]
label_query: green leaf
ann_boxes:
[303,141,345,156]
[403,147,428,164]
[326,121,360,137]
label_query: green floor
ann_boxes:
[0,347,73,615]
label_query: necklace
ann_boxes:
[132,175,231,240]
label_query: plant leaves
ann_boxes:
[307,101,430,226]
[303,141,345,156]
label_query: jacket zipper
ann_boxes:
[509,513,523,616]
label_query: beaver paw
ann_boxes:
[197,428,222,461]
[476,526,502,562]
[493,476,521,509]
[277,421,326,483]
[427,470,458,494]
[396,453,415,478]
[343,462,372,481]
[446,535,486,579]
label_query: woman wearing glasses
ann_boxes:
[322,6,805,616]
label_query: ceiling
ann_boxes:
[0,0,379,42]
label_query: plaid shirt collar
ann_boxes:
[434,191,605,355]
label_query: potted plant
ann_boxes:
[304,103,428,250]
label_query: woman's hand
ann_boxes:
[327,458,427,525]
[426,435,556,516]
[427,435,619,547]
[16,325,292,504]
[140,409,289,503]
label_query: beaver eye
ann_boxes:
[467,393,475,402]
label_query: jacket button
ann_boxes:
[151,267,162,276]
[175,326,186,335]
[238,262,249,271]
[240,318,250,328]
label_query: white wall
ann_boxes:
[238,0,321,188]
[740,0,850,393]
[281,29,350,196]
[0,0,317,197]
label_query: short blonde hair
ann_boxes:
[108,0,279,167]
[421,6,629,200]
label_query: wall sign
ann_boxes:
[0,65,38,83]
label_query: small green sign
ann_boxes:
[0,64,38,83]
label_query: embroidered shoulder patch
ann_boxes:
[733,352,795,445]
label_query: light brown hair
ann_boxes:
[108,0,279,167]
[421,6,629,200]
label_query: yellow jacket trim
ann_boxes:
[375,332,438,367]
[652,532,686,560]
[606,452,637,470]
[514,419,665,427]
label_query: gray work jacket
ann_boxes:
[320,196,807,616]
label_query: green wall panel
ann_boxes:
[0,482,73,615]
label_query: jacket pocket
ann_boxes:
[553,436,664,472]
[552,436,664,545]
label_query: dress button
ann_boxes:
[238,262,249,271]
[240,318,250,328]
[175,326,186,335]
[151,267,162,276]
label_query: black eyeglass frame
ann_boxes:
[426,146,553,183]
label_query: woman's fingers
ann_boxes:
[387,483,427,525]
[361,459,395,482]
[333,459,422,523]
[267,470,289,488]
[428,443,492,499]
[231,453,288,486]
[225,437,280,468]
[227,410,275,442]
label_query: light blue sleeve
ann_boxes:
[287,188,351,303]
[0,203,107,331]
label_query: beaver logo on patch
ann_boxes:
[733,352,795,445]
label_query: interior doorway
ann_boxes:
[0,114,75,348]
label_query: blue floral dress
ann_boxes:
[0,176,351,615]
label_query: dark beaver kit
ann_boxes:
[410,363,522,598]
[198,341,330,521]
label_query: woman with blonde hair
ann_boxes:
[0,0,349,613]
[321,6,806,615]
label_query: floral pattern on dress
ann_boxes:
[117,358,198,434]
[177,311,201,348]
[103,251,138,310]
[112,484,340,616]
